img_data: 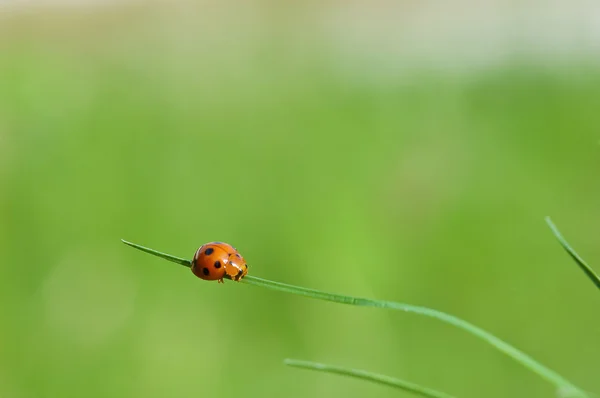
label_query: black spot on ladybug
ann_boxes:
[235,253,241,259]
[204,248,214,255]
[214,261,221,268]
[202,267,210,276]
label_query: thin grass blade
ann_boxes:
[121,239,191,267]
[241,275,585,396]
[545,217,600,290]
[284,359,455,398]
[122,239,589,397]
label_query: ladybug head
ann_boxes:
[225,252,248,281]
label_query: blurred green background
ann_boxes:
[1,3,599,398]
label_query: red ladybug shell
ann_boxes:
[191,242,248,283]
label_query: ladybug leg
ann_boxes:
[217,278,224,284]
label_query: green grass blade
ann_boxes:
[122,239,588,397]
[241,275,585,396]
[545,217,600,290]
[121,239,191,268]
[284,359,456,398]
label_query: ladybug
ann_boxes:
[191,242,248,283]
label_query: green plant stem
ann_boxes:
[240,275,584,396]
[283,359,456,398]
[121,240,191,267]
[545,216,600,290]
[122,239,588,397]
